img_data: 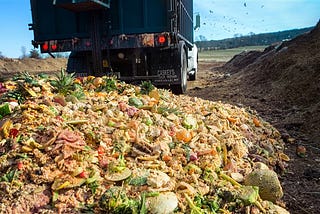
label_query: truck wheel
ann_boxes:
[172,46,187,94]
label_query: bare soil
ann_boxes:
[188,22,320,214]
[0,57,67,80]
[1,22,319,214]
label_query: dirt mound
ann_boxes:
[221,50,265,73]
[222,21,320,142]
[0,58,67,79]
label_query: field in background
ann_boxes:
[198,46,267,62]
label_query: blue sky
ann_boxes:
[194,0,319,41]
[0,0,319,58]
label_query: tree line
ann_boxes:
[195,26,314,51]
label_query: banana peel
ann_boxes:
[0,119,13,138]
[21,84,37,97]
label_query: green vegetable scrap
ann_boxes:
[184,193,204,214]
[143,117,153,126]
[129,176,148,186]
[50,69,76,95]
[238,186,259,206]
[13,71,39,86]
[182,144,191,161]
[86,171,100,184]
[139,192,147,214]
[70,84,86,101]
[88,180,99,194]
[140,81,155,95]
[100,187,140,214]
[0,103,11,117]
[185,163,202,174]
[203,168,218,184]
[99,77,117,92]
[157,106,180,116]
[182,115,198,129]
[0,169,19,183]
[129,97,144,108]
[194,195,220,213]
[0,90,25,104]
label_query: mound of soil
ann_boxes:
[221,50,266,73]
[188,21,320,213]
[0,57,67,79]
[222,21,320,142]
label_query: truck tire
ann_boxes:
[172,44,187,94]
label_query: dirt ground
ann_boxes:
[188,22,320,214]
[0,22,319,214]
[0,57,67,80]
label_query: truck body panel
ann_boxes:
[110,0,169,35]
[30,0,193,45]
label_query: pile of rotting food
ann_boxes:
[0,71,290,213]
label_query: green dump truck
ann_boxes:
[29,0,199,93]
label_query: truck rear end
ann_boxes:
[29,0,197,93]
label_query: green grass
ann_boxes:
[198,46,267,62]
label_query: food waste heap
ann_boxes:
[0,72,289,213]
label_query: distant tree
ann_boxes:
[198,35,207,41]
[195,26,313,50]
[20,46,27,59]
[29,49,42,59]
[233,33,242,38]
[0,51,5,59]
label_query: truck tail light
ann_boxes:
[42,43,49,51]
[158,35,166,44]
[51,44,57,51]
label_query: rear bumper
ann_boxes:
[35,32,175,53]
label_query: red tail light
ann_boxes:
[158,35,166,44]
[42,43,49,51]
[51,44,57,51]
